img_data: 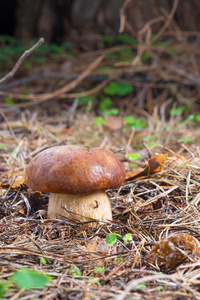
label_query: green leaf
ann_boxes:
[4,97,15,106]
[98,97,112,111]
[195,114,200,122]
[103,82,133,96]
[103,108,119,117]
[41,257,46,265]
[124,115,136,126]
[147,142,156,147]
[115,257,123,263]
[141,53,152,63]
[11,268,51,290]
[117,34,138,45]
[135,284,146,289]
[143,135,157,142]
[123,233,133,243]
[69,265,81,276]
[0,279,10,298]
[77,95,94,105]
[106,233,121,246]
[95,267,104,274]
[170,107,183,116]
[0,145,6,149]
[101,35,116,43]
[128,153,140,160]
[124,116,147,129]
[94,116,104,125]
[178,137,192,143]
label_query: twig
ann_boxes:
[119,0,130,33]
[0,37,44,84]
[116,273,179,300]
[0,54,105,105]
[151,0,179,43]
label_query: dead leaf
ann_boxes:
[151,153,168,173]
[146,233,200,271]
[12,171,25,188]
[0,171,25,189]
[78,236,110,253]
[126,153,167,181]
[103,116,123,131]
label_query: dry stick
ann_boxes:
[116,0,179,68]
[119,0,130,33]
[151,0,179,44]
[0,54,105,103]
[0,37,44,84]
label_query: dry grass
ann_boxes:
[1,13,200,298]
[1,107,200,299]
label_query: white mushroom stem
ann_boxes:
[47,191,112,224]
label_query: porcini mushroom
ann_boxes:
[25,145,126,224]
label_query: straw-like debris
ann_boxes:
[1,6,200,298]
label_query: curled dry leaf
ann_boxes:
[78,236,110,254]
[103,116,123,131]
[151,153,168,173]
[11,172,25,188]
[126,153,167,181]
[146,233,200,271]
[0,171,25,189]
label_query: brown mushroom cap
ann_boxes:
[25,145,126,194]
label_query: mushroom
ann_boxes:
[25,145,126,224]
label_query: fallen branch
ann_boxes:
[0,37,44,84]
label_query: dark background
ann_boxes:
[1,0,200,44]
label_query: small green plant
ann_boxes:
[143,135,157,147]
[123,233,133,243]
[143,135,157,142]
[106,233,122,246]
[170,107,183,116]
[101,35,116,43]
[135,284,146,289]
[88,277,101,286]
[178,137,192,143]
[124,116,147,130]
[117,34,138,45]
[69,265,81,277]
[10,268,51,290]
[103,82,133,96]
[195,114,200,122]
[169,105,190,117]
[95,267,104,274]
[115,257,123,264]
[103,108,119,116]
[128,153,140,160]
[98,97,119,116]
[0,280,10,298]
[41,257,47,265]
[98,97,112,111]
[4,97,15,106]
[141,53,152,63]
[94,116,104,125]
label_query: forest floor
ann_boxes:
[1,30,200,299]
